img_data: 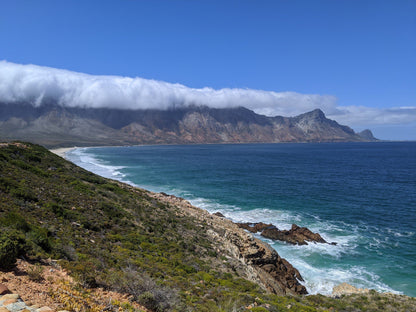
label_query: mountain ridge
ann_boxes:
[0,102,377,147]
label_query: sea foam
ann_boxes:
[66,148,128,181]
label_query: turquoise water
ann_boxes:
[66,142,416,296]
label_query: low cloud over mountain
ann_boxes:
[0,61,415,132]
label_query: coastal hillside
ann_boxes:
[0,102,376,147]
[1,142,414,312]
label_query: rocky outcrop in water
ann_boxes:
[237,222,336,245]
[237,222,273,233]
[261,224,328,245]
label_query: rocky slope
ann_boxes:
[0,102,376,147]
[0,259,148,312]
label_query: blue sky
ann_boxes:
[0,0,415,140]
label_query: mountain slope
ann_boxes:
[0,102,376,147]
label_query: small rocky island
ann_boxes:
[236,222,337,245]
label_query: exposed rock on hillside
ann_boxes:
[332,283,370,297]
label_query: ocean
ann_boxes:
[66,142,416,297]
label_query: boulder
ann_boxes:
[236,221,334,245]
[212,212,225,218]
[0,283,10,295]
[261,224,328,245]
[37,307,55,312]
[1,293,19,300]
[236,222,274,233]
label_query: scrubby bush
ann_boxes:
[250,308,269,312]
[27,227,51,252]
[27,263,44,282]
[109,266,180,311]
[0,229,26,270]
[0,211,31,232]
[101,202,124,219]
[0,233,20,270]
[64,260,100,288]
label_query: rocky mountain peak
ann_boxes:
[295,108,326,121]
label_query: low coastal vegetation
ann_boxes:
[0,142,414,311]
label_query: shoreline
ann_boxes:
[49,146,78,158]
[47,140,413,159]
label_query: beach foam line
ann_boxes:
[66,148,128,181]
[49,146,78,158]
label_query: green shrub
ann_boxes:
[101,183,126,195]
[46,202,64,216]
[138,291,157,310]
[0,234,19,270]
[65,261,99,288]
[9,187,38,202]
[27,263,44,282]
[70,180,92,194]
[27,227,51,252]
[101,202,123,219]
[11,159,48,177]
[250,307,269,312]
[0,211,31,232]
[109,267,180,311]
[0,176,19,192]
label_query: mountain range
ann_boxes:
[0,102,376,147]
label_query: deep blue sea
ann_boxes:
[66,142,416,297]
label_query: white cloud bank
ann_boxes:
[1,61,415,129]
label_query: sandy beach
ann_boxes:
[49,147,77,158]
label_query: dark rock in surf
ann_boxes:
[236,222,274,233]
[261,224,328,245]
[236,221,336,245]
[213,212,225,218]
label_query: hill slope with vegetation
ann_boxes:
[0,142,414,312]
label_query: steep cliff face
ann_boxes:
[0,102,376,147]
